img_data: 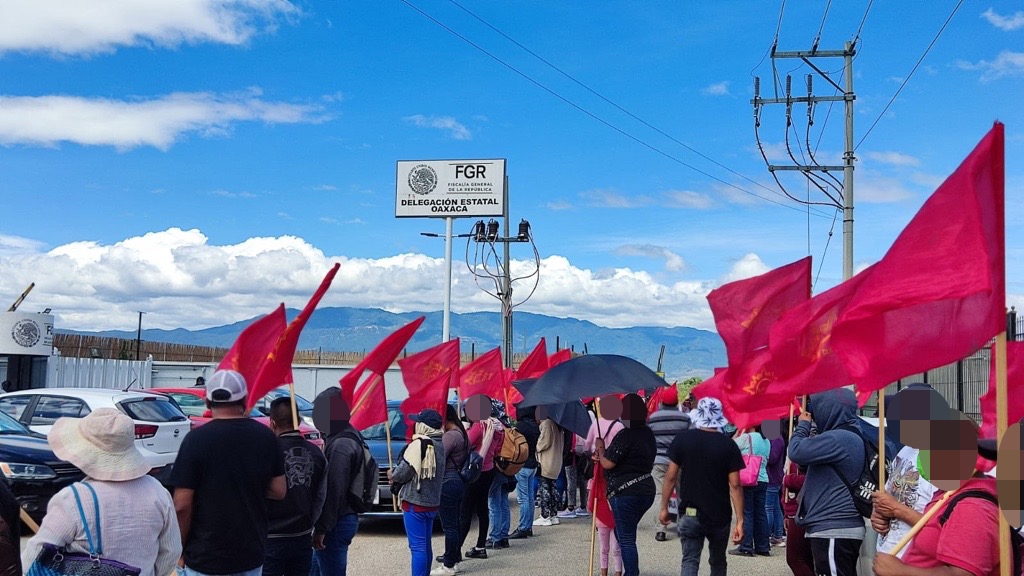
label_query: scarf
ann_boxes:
[404,422,442,490]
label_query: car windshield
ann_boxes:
[359,408,406,441]
[0,410,30,434]
[267,388,314,412]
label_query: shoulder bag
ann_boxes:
[739,436,762,487]
[27,483,141,576]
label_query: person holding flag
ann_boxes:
[584,400,625,576]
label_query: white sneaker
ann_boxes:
[430,566,457,576]
[557,510,576,519]
[575,508,590,517]
[550,517,561,525]
[533,517,553,527]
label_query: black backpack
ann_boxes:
[337,430,378,514]
[938,490,1022,576]
[831,424,887,518]
[459,451,483,484]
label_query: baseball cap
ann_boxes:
[409,408,443,430]
[659,385,679,406]
[206,370,247,403]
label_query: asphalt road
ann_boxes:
[20,500,789,576]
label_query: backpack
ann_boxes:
[830,424,887,518]
[937,490,1022,576]
[494,427,528,476]
[337,430,378,514]
[460,448,483,484]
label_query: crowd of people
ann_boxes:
[0,370,1016,576]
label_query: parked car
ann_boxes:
[150,388,324,449]
[251,387,315,428]
[0,388,189,486]
[0,406,85,523]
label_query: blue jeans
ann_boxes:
[181,568,262,576]
[610,492,655,576]
[263,535,313,576]
[310,513,359,576]
[740,482,770,554]
[766,485,784,540]
[487,473,511,541]
[404,510,437,576]
[440,477,466,568]
[515,466,538,532]
[678,515,730,576]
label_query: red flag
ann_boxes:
[591,466,615,528]
[707,257,811,365]
[349,373,388,430]
[246,264,340,410]
[977,341,1024,472]
[398,339,460,394]
[339,316,425,408]
[460,347,506,399]
[517,338,549,379]
[694,367,793,429]
[549,348,572,367]
[833,124,1005,392]
[400,368,454,440]
[692,370,726,401]
[218,304,287,386]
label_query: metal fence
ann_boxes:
[860,309,1022,421]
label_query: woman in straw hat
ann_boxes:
[21,408,182,576]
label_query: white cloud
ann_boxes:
[0,228,720,331]
[721,253,770,283]
[982,8,1024,31]
[345,218,366,225]
[277,211,294,220]
[545,200,573,211]
[865,151,920,167]
[702,81,731,96]
[0,0,299,56]
[579,188,652,208]
[956,51,1024,82]
[0,234,45,258]
[615,244,687,273]
[211,189,257,198]
[662,189,713,209]
[857,174,916,203]
[314,184,337,191]
[403,114,471,140]
[0,90,327,151]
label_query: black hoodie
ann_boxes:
[515,406,541,469]
[312,389,364,532]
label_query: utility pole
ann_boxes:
[752,42,856,281]
[502,175,513,369]
[135,311,145,361]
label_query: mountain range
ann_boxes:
[60,307,725,378]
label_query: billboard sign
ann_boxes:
[396,159,506,218]
[0,312,54,356]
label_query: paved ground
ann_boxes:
[21,501,790,576]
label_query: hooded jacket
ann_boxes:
[536,419,564,480]
[515,407,541,470]
[788,388,866,534]
[312,389,363,533]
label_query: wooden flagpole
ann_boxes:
[996,331,1011,576]
[878,390,886,489]
[889,489,957,556]
[589,398,603,576]
[784,400,795,503]
[20,507,39,533]
[287,381,300,431]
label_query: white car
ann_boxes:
[0,388,190,484]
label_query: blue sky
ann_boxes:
[0,1,1022,333]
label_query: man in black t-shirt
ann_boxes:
[171,370,287,576]
[264,397,327,576]
[659,397,745,576]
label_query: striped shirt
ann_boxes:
[22,476,181,576]
[649,408,691,465]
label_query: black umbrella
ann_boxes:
[516,354,667,408]
[513,378,593,438]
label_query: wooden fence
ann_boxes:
[53,333,537,367]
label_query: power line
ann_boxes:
[813,208,841,289]
[855,0,963,151]
[444,0,807,212]
[852,0,874,47]
[400,0,832,218]
[812,0,833,51]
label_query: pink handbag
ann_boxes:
[739,437,762,487]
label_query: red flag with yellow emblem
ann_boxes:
[459,347,505,400]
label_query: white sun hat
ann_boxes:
[48,408,151,482]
